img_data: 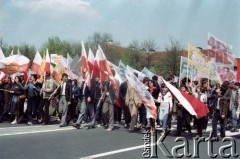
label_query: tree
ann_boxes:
[140,39,157,68]
[41,36,72,57]
[157,40,182,78]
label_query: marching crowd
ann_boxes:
[0,71,240,141]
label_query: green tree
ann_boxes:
[157,40,182,78]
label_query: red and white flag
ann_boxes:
[0,47,5,60]
[52,62,65,83]
[162,78,209,119]
[88,48,95,76]
[45,49,51,75]
[31,50,42,76]
[96,45,117,91]
[0,55,30,75]
[80,42,90,78]
[92,50,100,78]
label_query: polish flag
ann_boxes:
[162,78,209,119]
[96,45,117,91]
[0,71,6,82]
[0,55,30,75]
[80,41,90,78]
[93,50,100,78]
[45,49,51,75]
[0,47,5,60]
[236,58,240,81]
[52,62,65,83]
[31,50,42,76]
[88,48,95,77]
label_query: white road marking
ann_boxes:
[0,125,59,130]
[0,127,75,137]
[79,145,144,159]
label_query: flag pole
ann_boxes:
[187,44,190,83]
[179,56,182,87]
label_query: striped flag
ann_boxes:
[162,78,209,118]
[96,45,118,91]
[88,48,95,77]
[31,50,43,76]
[0,47,5,60]
[126,66,157,119]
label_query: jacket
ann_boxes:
[212,95,228,116]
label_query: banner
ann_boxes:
[50,54,63,65]
[179,56,197,80]
[237,58,240,81]
[141,67,155,79]
[188,44,213,80]
[207,33,236,82]
[126,66,157,119]
[207,33,234,65]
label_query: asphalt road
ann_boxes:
[0,121,239,159]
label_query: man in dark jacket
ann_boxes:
[72,77,96,129]
[53,73,72,127]
[209,87,229,140]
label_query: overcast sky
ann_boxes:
[0,0,240,56]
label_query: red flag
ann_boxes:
[80,42,90,77]
[180,91,209,119]
[45,49,51,75]
[236,58,240,81]
[162,78,208,119]
[88,48,94,76]
[31,50,42,76]
[96,45,117,91]
[80,41,91,88]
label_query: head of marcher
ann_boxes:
[62,73,68,83]
[30,74,37,83]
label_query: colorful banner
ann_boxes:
[50,54,63,65]
[207,33,234,65]
[188,45,213,79]
[207,33,236,82]
[126,66,157,119]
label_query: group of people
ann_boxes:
[0,71,240,141]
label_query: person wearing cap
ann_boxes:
[229,82,240,132]
[39,73,58,125]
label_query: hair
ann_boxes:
[73,79,78,86]
[14,76,22,83]
[143,77,150,84]
[197,86,205,93]
[152,75,158,81]
[181,77,191,86]
[167,75,174,81]
[222,80,230,89]
[19,75,24,81]
[62,73,68,78]
[180,85,188,91]
[111,69,116,76]
[161,83,167,88]
[31,74,37,80]
[148,80,154,85]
